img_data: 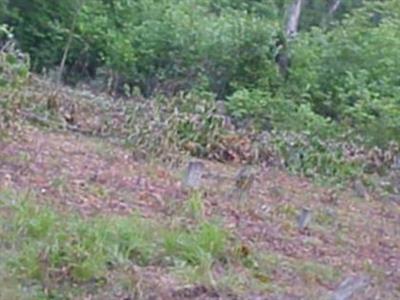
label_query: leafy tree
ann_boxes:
[5,1,82,69]
[286,0,400,144]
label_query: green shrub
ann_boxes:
[273,131,363,182]
[164,222,226,265]
[6,0,83,70]
[286,1,400,145]
[0,24,29,132]
[3,0,281,96]
[227,88,339,138]
[0,25,29,88]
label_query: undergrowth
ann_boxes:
[1,24,399,191]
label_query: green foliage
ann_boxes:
[91,0,280,97]
[184,191,205,221]
[6,0,83,71]
[9,203,154,283]
[0,25,29,88]
[4,0,281,96]
[273,131,363,182]
[287,0,400,145]
[227,88,339,138]
[0,24,29,132]
[0,0,8,21]
[214,0,399,180]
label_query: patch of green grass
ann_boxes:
[258,251,341,285]
[183,191,205,221]
[292,260,341,285]
[92,139,116,160]
[213,251,284,296]
[87,183,109,198]
[164,221,226,266]
[244,250,341,294]
[50,175,69,193]
[0,188,230,298]
[253,252,283,275]
[362,260,386,282]
[275,203,297,218]
[314,208,337,228]
[1,152,27,167]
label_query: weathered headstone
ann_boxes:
[391,155,400,170]
[234,166,255,201]
[215,101,227,115]
[183,161,205,189]
[330,275,370,300]
[297,207,312,230]
[353,179,369,200]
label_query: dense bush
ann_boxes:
[3,0,282,97]
[80,0,282,97]
[0,24,29,132]
[285,1,400,146]
[4,1,83,70]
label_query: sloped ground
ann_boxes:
[0,124,399,299]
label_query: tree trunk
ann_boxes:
[57,0,84,84]
[285,0,304,37]
[328,0,342,15]
[275,0,304,79]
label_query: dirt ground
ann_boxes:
[1,126,399,299]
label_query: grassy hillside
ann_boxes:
[1,78,399,299]
[1,2,400,299]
